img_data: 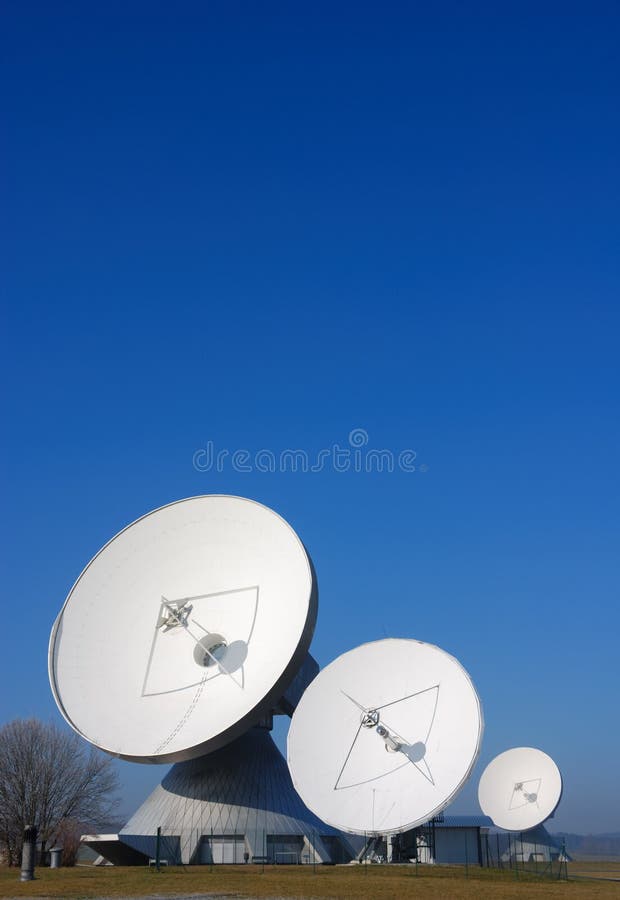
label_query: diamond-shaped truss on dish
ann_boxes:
[335,684,440,790]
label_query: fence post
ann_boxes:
[513,833,519,879]
[464,830,469,878]
[155,826,161,872]
[558,839,568,881]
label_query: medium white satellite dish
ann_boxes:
[287,639,483,835]
[49,495,317,763]
[478,747,562,831]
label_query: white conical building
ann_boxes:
[84,726,353,865]
[500,824,571,863]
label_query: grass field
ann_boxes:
[1,863,619,900]
[568,860,620,882]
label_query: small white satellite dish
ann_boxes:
[49,495,317,763]
[287,639,483,835]
[478,747,562,831]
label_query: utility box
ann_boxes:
[20,825,37,881]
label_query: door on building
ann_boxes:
[198,835,245,864]
[267,835,303,864]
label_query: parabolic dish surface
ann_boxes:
[287,638,483,834]
[478,747,562,831]
[49,495,317,763]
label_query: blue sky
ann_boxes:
[1,2,618,834]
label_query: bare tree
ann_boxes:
[52,818,84,867]
[0,719,120,866]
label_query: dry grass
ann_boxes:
[0,863,619,900]
[568,860,620,881]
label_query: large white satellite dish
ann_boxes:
[49,495,317,763]
[478,747,562,831]
[287,639,483,835]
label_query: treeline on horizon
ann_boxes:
[554,832,620,857]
